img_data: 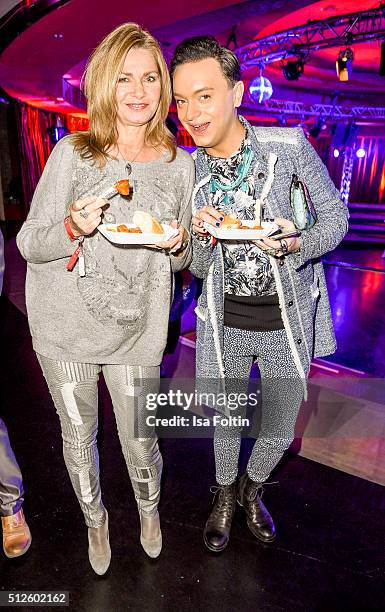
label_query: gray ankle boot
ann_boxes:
[88,510,111,575]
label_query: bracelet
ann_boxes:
[171,237,189,257]
[180,238,189,252]
[64,216,77,241]
[192,231,211,245]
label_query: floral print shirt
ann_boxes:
[206,125,277,297]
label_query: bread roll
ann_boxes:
[132,211,164,234]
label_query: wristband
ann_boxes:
[64,216,77,241]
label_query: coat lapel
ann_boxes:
[243,117,280,219]
[192,148,212,212]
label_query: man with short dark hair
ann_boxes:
[171,36,348,552]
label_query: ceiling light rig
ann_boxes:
[280,44,308,81]
[336,48,354,81]
[236,7,385,69]
[281,55,305,81]
[241,98,385,124]
[236,6,384,93]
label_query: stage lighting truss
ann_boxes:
[241,97,385,124]
[236,6,385,69]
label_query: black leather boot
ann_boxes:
[203,482,237,552]
[237,473,276,543]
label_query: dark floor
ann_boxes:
[323,243,385,273]
[322,245,385,376]
[1,297,385,612]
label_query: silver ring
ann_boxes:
[264,247,277,257]
[79,208,89,219]
[280,239,289,254]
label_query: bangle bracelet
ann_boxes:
[64,216,77,241]
[180,239,189,252]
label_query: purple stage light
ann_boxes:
[333,148,340,158]
[356,148,366,158]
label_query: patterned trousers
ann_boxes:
[0,418,24,517]
[214,327,305,485]
[37,355,162,528]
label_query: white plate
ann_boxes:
[98,223,178,245]
[203,220,279,240]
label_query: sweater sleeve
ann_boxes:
[169,151,195,273]
[290,128,349,269]
[16,137,77,264]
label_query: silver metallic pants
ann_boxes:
[0,418,24,517]
[37,355,162,528]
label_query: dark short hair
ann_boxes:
[170,35,241,87]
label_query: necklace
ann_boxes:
[116,142,146,176]
[210,144,254,194]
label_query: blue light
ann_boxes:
[333,148,340,158]
[47,125,69,144]
[249,76,273,104]
[356,148,365,158]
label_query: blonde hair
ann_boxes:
[71,23,176,166]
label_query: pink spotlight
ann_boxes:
[333,148,340,158]
[356,148,365,158]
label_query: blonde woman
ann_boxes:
[17,23,194,573]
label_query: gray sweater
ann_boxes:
[17,137,194,365]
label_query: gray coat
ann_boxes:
[190,120,349,401]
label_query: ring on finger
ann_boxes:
[280,239,288,254]
[79,208,89,219]
[263,247,277,257]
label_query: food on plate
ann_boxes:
[220,214,241,229]
[239,223,263,230]
[116,225,141,233]
[133,211,164,234]
[105,224,141,233]
[105,211,165,235]
[219,214,262,230]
